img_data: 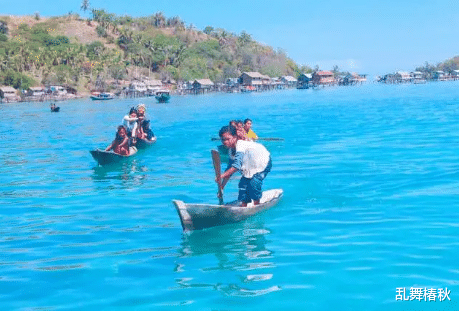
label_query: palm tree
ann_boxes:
[81,0,90,13]
[153,12,166,28]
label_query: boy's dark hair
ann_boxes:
[129,107,137,115]
[236,119,243,124]
[219,125,236,137]
[244,118,252,124]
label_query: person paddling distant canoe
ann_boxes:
[217,125,272,207]
[244,118,258,140]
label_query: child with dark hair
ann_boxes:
[217,125,272,207]
[122,107,138,145]
[141,120,155,140]
[106,125,130,155]
[244,118,258,140]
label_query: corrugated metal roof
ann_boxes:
[282,76,297,82]
[29,86,45,91]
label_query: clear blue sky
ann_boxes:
[2,0,459,76]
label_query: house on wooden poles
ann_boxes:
[192,79,215,94]
[394,71,411,83]
[239,72,264,91]
[297,73,313,89]
[312,71,335,86]
[340,73,368,85]
[411,71,426,83]
[0,86,20,103]
[281,76,298,88]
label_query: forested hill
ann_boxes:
[0,11,311,93]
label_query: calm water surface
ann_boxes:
[1,82,459,310]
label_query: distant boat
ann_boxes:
[50,106,60,112]
[90,92,114,100]
[155,90,170,103]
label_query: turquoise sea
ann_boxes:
[1,82,459,310]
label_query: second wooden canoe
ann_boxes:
[135,136,157,149]
[90,146,138,166]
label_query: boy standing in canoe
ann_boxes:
[217,125,272,207]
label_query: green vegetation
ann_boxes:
[415,57,459,78]
[0,10,310,92]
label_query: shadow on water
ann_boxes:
[90,159,149,187]
[175,220,281,297]
[179,220,271,259]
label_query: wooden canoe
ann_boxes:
[90,146,138,166]
[173,189,283,231]
[135,136,157,149]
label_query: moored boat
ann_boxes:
[135,136,157,149]
[173,189,283,231]
[155,90,171,103]
[90,147,137,166]
[90,92,115,100]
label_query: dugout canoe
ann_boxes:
[135,136,157,149]
[90,147,138,166]
[173,189,283,231]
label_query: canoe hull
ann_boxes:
[90,147,137,166]
[173,189,283,231]
[135,136,157,149]
[51,107,60,112]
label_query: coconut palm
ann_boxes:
[81,0,90,13]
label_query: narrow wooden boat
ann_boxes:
[173,189,283,231]
[90,147,137,166]
[211,137,284,141]
[135,136,157,149]
[155,90,171,103]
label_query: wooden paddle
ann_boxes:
[211,149,224,205]
[210,137,284,141]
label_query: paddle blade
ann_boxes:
[211,149,224,205]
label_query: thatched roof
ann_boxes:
[194,79,214,86]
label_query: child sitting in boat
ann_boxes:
[229,120,250,141]
[105,125,130,155]
[136,103,147,120]
[139,119,155,141]
[122,107,138,145]
[217,125,272,207]
[244,118,258,140]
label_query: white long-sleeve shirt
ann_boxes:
[122,115,138,137]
